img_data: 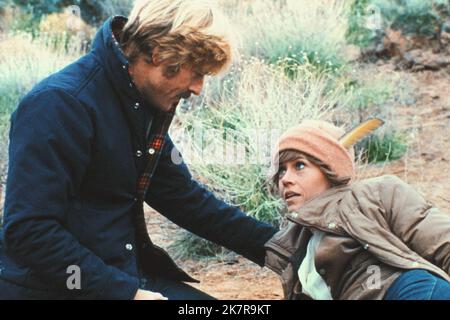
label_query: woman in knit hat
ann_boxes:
[264,119,450,300]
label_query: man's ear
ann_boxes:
[151,47,162,66]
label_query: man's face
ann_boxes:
[128,53,205,112]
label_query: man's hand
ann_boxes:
[134,289,168,300]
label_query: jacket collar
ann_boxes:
[286,184,351,235]
[91,16,140,102]
[91,16,161,150]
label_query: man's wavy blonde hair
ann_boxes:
[120,0,236,76]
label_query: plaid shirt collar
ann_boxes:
[134,107,175,251]
[137,108,176,199]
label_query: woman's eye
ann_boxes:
[296,161,305,170]
[278,167,286,177]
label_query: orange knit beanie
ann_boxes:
[275,120,355,180]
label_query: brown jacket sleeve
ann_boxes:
[379,175,450,275]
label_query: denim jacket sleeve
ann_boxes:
[145,135,278,266]
[3,89,139,299]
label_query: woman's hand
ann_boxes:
[134,289,168,300]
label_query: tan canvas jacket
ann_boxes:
[265,175,450,300]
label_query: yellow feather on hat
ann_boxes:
[339,118,385,149]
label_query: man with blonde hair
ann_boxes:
[0,0,277,300]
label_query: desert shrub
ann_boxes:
[97,0,134,19]
[38,11,94,52]
[227,0,352,73]
[0,0,11,31]
[357,130,408,163]
[347,0,450,48]
[389,0,449,37]
[346,0,386,48]
[169,231,227,260]
[5,5,40,35]
[11,0,63,16]
[11,0,134,25]
[338,66,411,164]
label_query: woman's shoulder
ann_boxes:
[348,174,420,213]
[351,174,407,191]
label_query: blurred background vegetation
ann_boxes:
[0,0,448,258]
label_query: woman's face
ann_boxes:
[278,155,331,212]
